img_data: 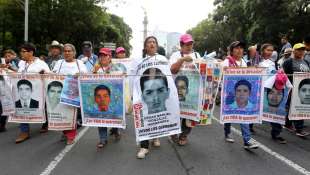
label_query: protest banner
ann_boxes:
[0,72,15,115]
[133,58,181,142]
[262,75,292,124]
[289,73,310,120]
[112,58,132,113]
[9,73,45,123]
[43,74,76,130]
[220,67,265,124]
[60,75,80,107]
[173,63,202,121]
[197,60,222,125]
[79,74,126,128]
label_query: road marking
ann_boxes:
[40,127,89,175]
[212,117,310,175]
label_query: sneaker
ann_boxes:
[244,140,259,149]
[272,137,287,144]
[137,148,149,159]
[296,131,310,137]
[152,138,160,147]
[284,125,295,132]
[225,136,235,143]
[178,136,188,146]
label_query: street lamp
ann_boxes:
[24,0,29,42]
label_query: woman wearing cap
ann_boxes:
[92,47,126,148]
[258,43,287,144]
[115,47,126,59]
[221,41,259,149]
[52,43,88,145]
[15,43,51,144]
[169,33,201,146]
[130,36,172,159]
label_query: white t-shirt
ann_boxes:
[259,58,276,74]
[221,58,247,68]
[129,54,169,92]
[18,58,50,73]
[169,51,201,65]
[52,59,88,74]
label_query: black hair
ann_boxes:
[304,35,310,44]
[266,86,284,96]
[47,81,63,91]
[298,79,310,90]
[260,43,274,55]
[234,79,251,92]
[140,68,168,92]
[17,79,32,90]
[94,85,111,97]
[20,42,36,54]
[142,36,158,58]
[175,75,189,89]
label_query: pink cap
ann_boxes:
[99,48,112,56]
[116,47,125,54]
[274,70,288,90]
[180,34,193,44]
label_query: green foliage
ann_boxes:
[188,0,310,54]
[0,0,132,55]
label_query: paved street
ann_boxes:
[1,106,310,175]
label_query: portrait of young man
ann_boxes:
[15,79,39,109]
[140,68,170,114]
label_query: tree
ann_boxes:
[0,0,132,56]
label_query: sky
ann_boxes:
[104,0,215,57]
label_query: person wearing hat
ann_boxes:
[46,40,63,70]
[169,33,201,146]
[78,41,98,72]
[92,47,126,149]
[115,47,126,59]
[304,35,310,63]
[282,43,309,137]
[221,41,259,149]
[277,48,293,69]
[15,43,50,144]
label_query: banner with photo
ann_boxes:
[289,73,310,120]
[197,60,222,125]
[0,72,15,115]
[9,74,45,123]
[112,58,132,113]
[79,74,126,128]
[111,58,131,74]
[173,63,202,121]
[262,75,292,124]
[133,59,181,142]
[43,74,77,130]
[60,75,80,107]
[220,67,265,124]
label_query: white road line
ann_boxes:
[212,117,310,175]
[40,127,89,175]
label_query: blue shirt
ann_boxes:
[77,54,98,72]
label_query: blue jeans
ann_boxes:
[98,127,108,142]
[20,123,30,132]
[224,123,251,144]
